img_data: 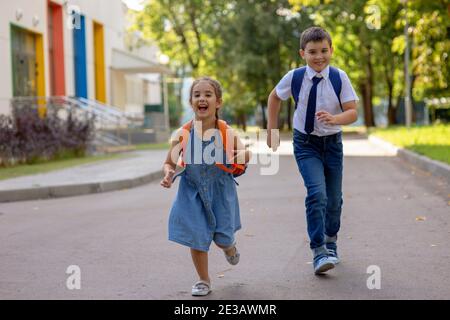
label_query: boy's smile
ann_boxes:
[300,39,333,73]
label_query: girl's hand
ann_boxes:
[316,111,337,125]
[160,169,175,188]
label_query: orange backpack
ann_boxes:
[178,120,247,177]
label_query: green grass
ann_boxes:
[342,125,367,134]
[0,153,131,181]
[369,125,450,165]
[0,142,170,181]
[133,142,170,150]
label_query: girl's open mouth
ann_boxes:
[198,106,208,112]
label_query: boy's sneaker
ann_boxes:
[313,255,335,275]
[327,247,340,264]
[325,235,340,264]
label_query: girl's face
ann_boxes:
[190,81,222,120]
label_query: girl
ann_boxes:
[160,77,251,296]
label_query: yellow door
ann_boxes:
[93,22,106,103]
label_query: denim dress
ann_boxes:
[168,126,241,252]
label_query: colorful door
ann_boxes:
[48,1,65,96]
[11,25,38,97]
[93,22,106,103]
[73,13,87,98]
[10,24,45,98]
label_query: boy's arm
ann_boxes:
[316,101,358,125]
[228,126,252,164]
[267,89,282,151]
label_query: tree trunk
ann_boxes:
[387,82,396,125]
[410,74,417,124]
[359,81,376,127]
[260,101,267,129]
[241,113,247,132]
[383,57,396,126]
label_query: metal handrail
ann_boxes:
[10,96,134,147]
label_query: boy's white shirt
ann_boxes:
[275,65,359,136]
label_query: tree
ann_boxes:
[216,0,309,129]
[134,0,225,76]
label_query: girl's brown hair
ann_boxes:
[189,77,223,121]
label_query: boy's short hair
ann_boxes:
[300,27,332,50]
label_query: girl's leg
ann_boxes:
[190,249,210,284]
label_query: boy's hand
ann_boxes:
[316,111,337,125]
[266,128,280,152]
[160,169,175,188]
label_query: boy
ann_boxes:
[267,26,359,275]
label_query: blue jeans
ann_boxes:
[293,129,343,250]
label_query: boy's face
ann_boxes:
[300,39,333,73]
[190,81,221,120]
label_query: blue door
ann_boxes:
[73,14,87,98]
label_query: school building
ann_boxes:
[0,0,171,140]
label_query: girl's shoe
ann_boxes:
[191,280,211,296]
[223,245,240,265]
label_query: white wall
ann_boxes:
[125,74,144,114]
[0,0,161,116]
[62,0,126,102]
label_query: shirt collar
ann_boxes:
[306,65,330,80]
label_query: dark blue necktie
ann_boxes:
[305,76,323,134]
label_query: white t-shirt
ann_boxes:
[275,65,359,136]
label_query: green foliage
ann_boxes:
[132,0,450,128]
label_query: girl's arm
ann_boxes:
[160,130,183,188]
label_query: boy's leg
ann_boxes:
[324,163,343,238]
[324,134,344,262]
[294,131,336,274]
[293,131,328,250]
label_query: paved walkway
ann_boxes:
[0,133,449,299]
[0,132,447,203]
[0,150,168,202]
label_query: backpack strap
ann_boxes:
[215,120,246,176]
[328,66,343,111]
[216,119,233,162]
[291,66,307,110]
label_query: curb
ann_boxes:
[0,170,164,203]
[368,135,450,183]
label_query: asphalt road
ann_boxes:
[0,135,449,299]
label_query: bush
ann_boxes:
[0,103,95,167]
